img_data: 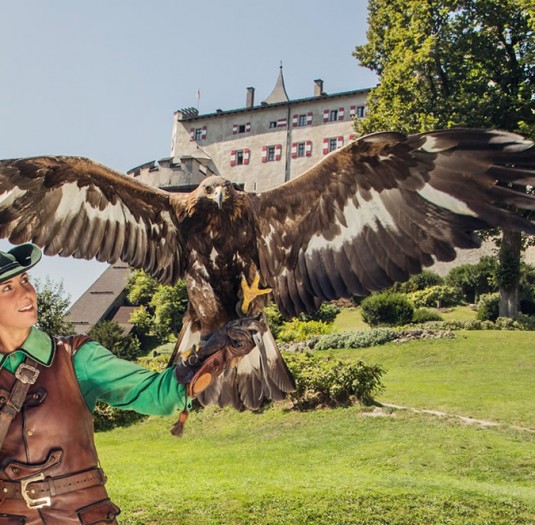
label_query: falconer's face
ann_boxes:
[0,273,38,332]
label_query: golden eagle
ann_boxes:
[0,129,534,409]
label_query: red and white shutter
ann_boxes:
[292,114,299,127]
[337,136,344,149]
[323,109,330,122]
[338,108,344,120]
[277,118,287,127]
[349,106,356,118]
[201,126,207,139]
[189,128,195,141]
[243,149,250,165]
[261,146,268,163]
[232,124,238,134]
[230,150,237,166]
[349,133,357,142]
[291,142,297,158]
[245,122,251,132]
[307,112,313,125]
[275,144,282,161]
[323,138,329,155]
[305,140,312,156]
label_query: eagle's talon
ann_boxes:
[240,273,272,315]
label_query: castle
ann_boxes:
[68,70,371,334]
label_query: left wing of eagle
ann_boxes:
[0,156,187,285]
[253,129,535,317]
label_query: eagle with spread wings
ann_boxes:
[0,129,534,409]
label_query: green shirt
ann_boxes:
[0,327,187,416]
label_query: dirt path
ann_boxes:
[366,402,535,434]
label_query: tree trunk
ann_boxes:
[498,229,521,318]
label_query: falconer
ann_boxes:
[0,243,258,524]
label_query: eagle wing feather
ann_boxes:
[0,156,187,284]
[254,129,535,317]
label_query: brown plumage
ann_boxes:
[0,128,534,409]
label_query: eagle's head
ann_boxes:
[198,176,236,210]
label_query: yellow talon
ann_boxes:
[240,273,272,314]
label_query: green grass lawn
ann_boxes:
[97,329,535,524]
[335,330,535,428]
[333,305,477,332]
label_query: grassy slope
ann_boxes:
[97,329,535,524]
[336,330,535,428]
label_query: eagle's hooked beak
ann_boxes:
[213,186,226,209]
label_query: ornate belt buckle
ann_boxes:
[21,472,51,509]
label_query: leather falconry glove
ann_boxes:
[175,314,263,398]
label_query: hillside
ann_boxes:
[96,330,535,524]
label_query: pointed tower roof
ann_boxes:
[263,64,289,104]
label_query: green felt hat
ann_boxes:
[0,243,42,283]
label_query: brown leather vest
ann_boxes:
[0,336,120,525]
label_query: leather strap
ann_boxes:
[0,358,40,449]
[0,467,106,500]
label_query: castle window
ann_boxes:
[269,121,277,128]
[323,136,344,154]
[230,149,250,166]
[262,144,282,162]
[190,126,207,141]
[291,141,313,158]
[293,113,313,127]
[329,109,338,122]
[356,105,365,118]
[233,122,252,134]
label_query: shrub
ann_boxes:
[409,285,462,308]
[277,319,333,343]
[390,271,444,293]
[411,308,443,323]
[516,313,535,331]
[519,263,535,310]
[264,302,285,338]
[93,402,146,432]
[299,303,341,324]
[138,353,170,372]
[316,328,397,350]
[445,256,498,303]
[284,352,384,409]
[361,293,414,326]
[494,317,519,330]
[477,293,500,321]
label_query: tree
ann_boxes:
[125,270,189,343]
[445,256,498,303]
[34,277,75,336]
[88,320,142,361]
[354,0,534,317]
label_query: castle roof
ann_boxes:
[263,65,290,104]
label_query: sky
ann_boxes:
[0,0,377,305]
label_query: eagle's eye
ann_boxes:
[205,185,213,194]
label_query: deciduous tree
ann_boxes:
[354,0,534,316]
[34,277,75,336]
